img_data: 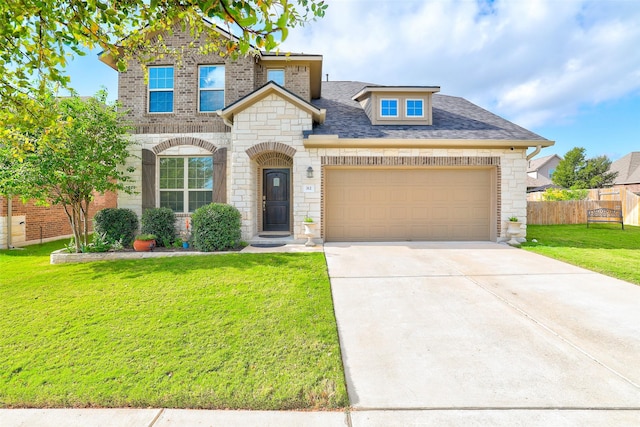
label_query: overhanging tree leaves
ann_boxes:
[552,147,618,189]
[13,90,135,253]
[0,0,328,156]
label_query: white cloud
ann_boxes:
[282,0,640,128]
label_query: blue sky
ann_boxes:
[65,0,639,161]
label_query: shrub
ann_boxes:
[542,188,589,201]
[191,203,242,252]
[140,207,176,247]
[93,208,138,247]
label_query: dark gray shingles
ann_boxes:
[309,81,548,141]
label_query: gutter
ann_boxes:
[526,145,542,161]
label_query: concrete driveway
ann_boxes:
[325,242,640,425]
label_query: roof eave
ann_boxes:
[304,136,554,149]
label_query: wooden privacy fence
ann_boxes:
[527,188,640,226]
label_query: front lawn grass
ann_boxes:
[0,241,348,409]
[522,224,640,285]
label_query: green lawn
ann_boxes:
[522,224,640,285]
[0,240,348,409]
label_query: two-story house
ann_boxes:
[526,154,562,193]
[100,22,553,243]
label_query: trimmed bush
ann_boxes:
[140,207,176,247]
[191,203,242,252]
[93,208,139,247]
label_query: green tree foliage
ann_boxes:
[5,90,135,252]
[0,0,327,156]
[552,147,618,189]
[541,188,589,201]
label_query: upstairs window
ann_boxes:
[267,69,285,85]
[406,99,424,117]
[380,99,398,117]
[148,66,174,113]
[159,157,213,213]
[199,65,225,112]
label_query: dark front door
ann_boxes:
[263,169,290,232]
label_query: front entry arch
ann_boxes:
[250,147,294,234]
[263,169,290,231]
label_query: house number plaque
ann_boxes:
[303,185,315,193]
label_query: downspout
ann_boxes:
[526,145,542,161]
[6,196,12,249]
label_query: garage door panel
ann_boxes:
[325,168,494,241]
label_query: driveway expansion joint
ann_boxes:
[147,408,164,427]
[466,274,640,390]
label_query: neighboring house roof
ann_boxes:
[526,175,553,190]
[527,154,562,173]
[306,81,551,145]
[610,152,640,185]
[218,81,326,126]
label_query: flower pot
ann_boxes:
[303,222,317,247]
[506,221,522,245]
[182,242,189,249]
[133,239,155,252]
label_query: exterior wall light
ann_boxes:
[307,166,314,178]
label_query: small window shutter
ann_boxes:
[213,148,227,203]
[142,149,156,211]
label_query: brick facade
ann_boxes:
[0,192,117,249]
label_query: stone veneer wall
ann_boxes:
[230,94,316,240]
[119,133,231,219]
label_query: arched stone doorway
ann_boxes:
[246,143,296,234]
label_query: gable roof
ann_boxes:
[218,81,326,126]
[527,154,562,173]
[306,81,553,148]
[611,152,640,185]
[98,19,323,98]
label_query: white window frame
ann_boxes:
[380,98,399,118]
[158,156,214,213]
[405,99,424,118]
[267,69,285,85]
[198,65,225,113]
[148,66,174,114]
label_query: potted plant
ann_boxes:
[133,233,156,252]
[180,229,191,249]
[302,216,316,247]
[506,216,522,245]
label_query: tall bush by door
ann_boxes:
[93,208,139,247]
[140,207,177,247]
[191,203,242,252]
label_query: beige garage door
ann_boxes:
[325,167,494,241]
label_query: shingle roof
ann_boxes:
[527,154,561,173]
[611,152,640,185]
[308,81,549,141]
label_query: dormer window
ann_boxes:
[199,65,225,112]
[267,69,285,85]
[380,99,398,117]
[406,99,424,117]
[148,66,174,113]
[352,86,440,125]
